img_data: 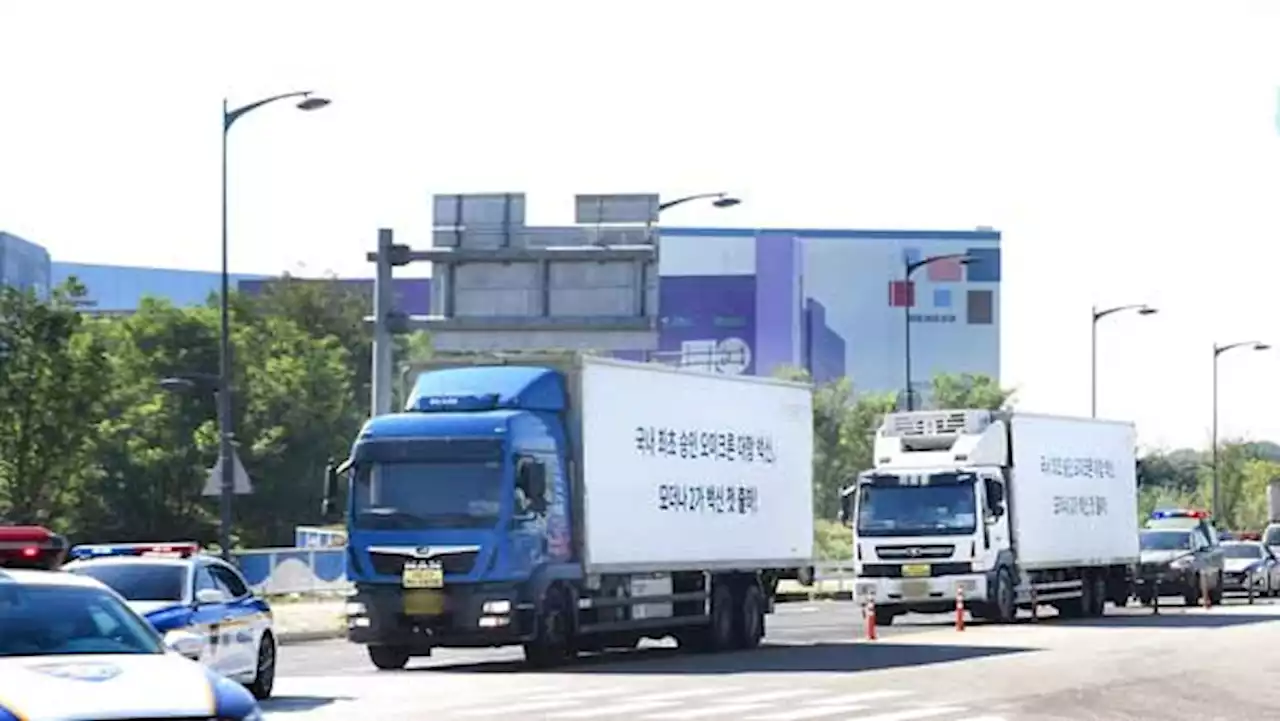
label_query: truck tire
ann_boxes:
[709,583,737,651]
[1087,574,1107,617]
[367,645,410,671]
[992,567,1017,623]
[873,607,897,626]
[736,583,765,649]
[524,586,576,668]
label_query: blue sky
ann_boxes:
[3,0,1280,449]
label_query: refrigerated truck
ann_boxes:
[842,410,1139,624]
[322,353,814,669]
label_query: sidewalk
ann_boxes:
[271,598,346,644]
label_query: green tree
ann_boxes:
[929,372,1015,410]
[77,298,221,541]
[0,280,109,529]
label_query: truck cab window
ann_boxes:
[514,456,549,517]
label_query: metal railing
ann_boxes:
[230,546,859,598]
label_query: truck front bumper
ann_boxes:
[855,574,988,614]
[344,583,536,650]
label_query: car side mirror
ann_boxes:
[164,630,204,661]
[195,588,227,606]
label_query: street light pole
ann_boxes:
[219,90,329,560]
[901,253,974,411]
[1211,340,1270,520]
[1089,303,1157,418]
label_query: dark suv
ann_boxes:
[1135,510,1225,605]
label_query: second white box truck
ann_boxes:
[842,409,1140,624]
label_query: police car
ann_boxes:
[0,568,261,720]
[60,542,276,700]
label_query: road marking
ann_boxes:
[743,703,871,720]
[522,687,631,702]
[549,701,683,718]
[638,687,747,702]
[641,703,773,719]
[799,691,912,705]
[853,707,967,721]
[952,717,1007,721]
[725,689,814,704]
[456,699,580,715]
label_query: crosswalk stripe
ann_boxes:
[800,690,912,705]
[549,701,684,718]
[455,699,581,715]
[854,707,967,721]
[743,703,872,720]
[641,703,775,720]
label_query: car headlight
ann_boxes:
[1169,557,1192,570]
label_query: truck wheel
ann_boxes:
[992,568,1017,623]
[524,587,576,668]
[367,645,410,671]
[1088,575,1107,617]
[709,583,736,651]
[736,583,765,649]
[873,607,897,626]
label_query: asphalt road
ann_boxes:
[264,594,1280,720]
[275,600,944,676]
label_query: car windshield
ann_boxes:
[354,460,504,530]
[1223,544,1264,560]
[856,474,978,536]
[0,583,163,657]
[1140,530,1191,551]
[66,563,187,602]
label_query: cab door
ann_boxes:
[190,565,233,673]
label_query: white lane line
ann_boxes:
[634,687,747,702]
[853,707,967,721]
[801,691,912,705]
[455,699,581,715]
[549,701,684,718]
[951,717,1007,721]
[726,689,815,705]
[743,703,871,720]
[641,703,774,719]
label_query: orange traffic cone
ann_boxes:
[864,599,878,641]
[955,588,966,632]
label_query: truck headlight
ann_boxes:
[482,600,512,615]
[344,601,367,617]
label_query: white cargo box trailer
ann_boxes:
[1008,414,1140,569]
[579,358,815,573]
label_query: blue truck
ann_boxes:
[323,353,814,669]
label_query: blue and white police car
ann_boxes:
[60,542,277,700]
[0,568,262,720]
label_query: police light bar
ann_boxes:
[69,542,200,561]
[1238,531,1262,541]
[1150,508,1209,520]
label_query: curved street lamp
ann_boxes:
[1090,304,1157,417]
[657,192,742,213]
[1211,340,1270,520]
[901,253,974,411]
[216,90,330,560]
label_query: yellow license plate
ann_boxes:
[901,563,931,578]
[403,589,445,616]
[402,561,444,589]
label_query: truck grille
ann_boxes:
[859,563,972,578]
[875,545,955,560]
[369,551,478,577]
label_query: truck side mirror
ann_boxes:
[321,462,340,522]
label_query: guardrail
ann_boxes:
[230,546,860,598]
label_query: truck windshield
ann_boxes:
[353,460,504,530]
[855,474,977,537]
